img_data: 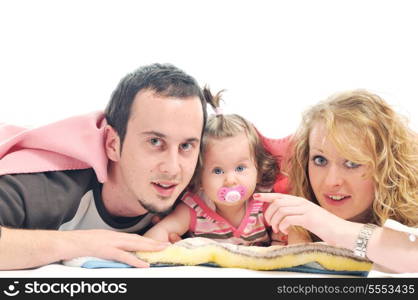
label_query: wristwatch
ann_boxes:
[353,223,378,259]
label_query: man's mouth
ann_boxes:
[153,182,176,188]
[151,181,178,197]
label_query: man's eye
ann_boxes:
[313,155,327,166]
[345,160,361,169]
[235,165,246,172]
[212,168,224,175]
[150,138,162,147]
[180,143,192,152]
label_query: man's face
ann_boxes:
[111,89,203,214]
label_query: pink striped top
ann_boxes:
[182,192,271,246]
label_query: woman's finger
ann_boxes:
[264,197,308,224]
[255,193,308,207]
[269,206,305,233]
[279,215,305,234]
[254,192,285,202]
[264,200,282,225]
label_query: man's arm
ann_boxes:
[0,170,170,270]
[0,227,169,270]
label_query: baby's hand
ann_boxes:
[150,215,182,243]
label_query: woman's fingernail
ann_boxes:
[254,193,260,198]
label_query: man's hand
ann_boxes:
[62,229,171,268]
[0,227,171,270]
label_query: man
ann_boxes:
[0,63,206,270]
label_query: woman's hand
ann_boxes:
[255,192,352,246]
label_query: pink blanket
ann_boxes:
[0,111,108,182]
[0,112,290,191]
[257,131,292,193]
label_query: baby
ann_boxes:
[145,88,308,246]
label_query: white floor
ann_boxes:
[0,264,353,278]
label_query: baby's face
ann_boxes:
[201,133,258,208]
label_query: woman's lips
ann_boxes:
[323,194,351,206]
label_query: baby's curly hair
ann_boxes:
[188,87,279,193]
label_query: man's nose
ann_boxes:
[159,148,181,175]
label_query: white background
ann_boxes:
[1,0,418,138]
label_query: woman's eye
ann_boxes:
[345,160,361,169]
[313,155,327,166]
[212,167,224,175]
[235,165,246,172]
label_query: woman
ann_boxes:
[256,89,418,273]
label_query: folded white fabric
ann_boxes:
[368,219,418,277]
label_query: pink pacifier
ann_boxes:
[217,185,247,203]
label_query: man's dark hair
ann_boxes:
[105,63,207,146]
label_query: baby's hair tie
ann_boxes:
[214,107,223,116]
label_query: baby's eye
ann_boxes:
[235,165,247,172]
[344,160,361,169]
[212,167,224,175]
[313,155,327,166]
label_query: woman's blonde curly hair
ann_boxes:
[287,89,418,226]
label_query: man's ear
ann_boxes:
[104,125,121,162]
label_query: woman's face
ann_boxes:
[308,122,375,221]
